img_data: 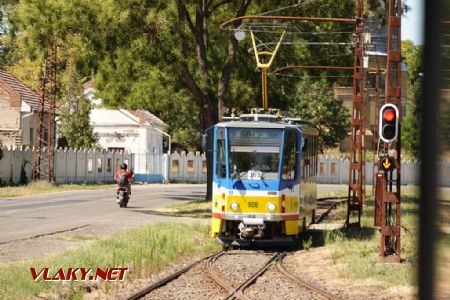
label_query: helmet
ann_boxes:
[120,163,127,170]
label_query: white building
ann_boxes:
[84,81,168,181]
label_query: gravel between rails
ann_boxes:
[212,251,274,289]
[143,263,226,300]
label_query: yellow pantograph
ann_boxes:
[250,30,286,111]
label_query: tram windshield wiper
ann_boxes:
[260,172,269,187]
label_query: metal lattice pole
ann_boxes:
[378,0,402,263]
[346,0,365,228]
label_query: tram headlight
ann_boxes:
[267,202,276,212]
[230,202,239,211]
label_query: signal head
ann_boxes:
[379,104,399,143]
[383,109,396,122]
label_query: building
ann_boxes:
[84,81,168,181]
[0,70,51,148]
[333,19,408,151]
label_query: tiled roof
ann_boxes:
[128,110,167,127]
[0,70,50,111]
[83,79,94,90]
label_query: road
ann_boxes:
[0,184,352,262]
[0,184,206,262]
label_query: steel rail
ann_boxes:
[224,252,280,300]
[219,16,356,29]
[205,251,252,300]
[317,196,350,202]
[272,65,354,73]
[125,250,224,300]
[314,196,348,224]
[276,253,341,300]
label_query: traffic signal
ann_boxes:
[379,103,399,143]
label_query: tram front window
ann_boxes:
[228,128,282,180]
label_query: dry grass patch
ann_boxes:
[0,182,112,199]
[155,199,211,218]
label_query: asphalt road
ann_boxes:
[0,184,206,244]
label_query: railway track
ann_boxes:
[275,253,339,300]
[314,196,348,224]
[125,197,344,300]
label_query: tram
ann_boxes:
[209,109,319,246]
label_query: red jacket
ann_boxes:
[114,170,133,186]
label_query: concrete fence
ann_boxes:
[0,147,133,185]
[1,146,449,186]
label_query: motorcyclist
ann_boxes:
[114,163,133,198]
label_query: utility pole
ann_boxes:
[32,42,58,182]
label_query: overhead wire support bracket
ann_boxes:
[219,16,356,29]
[272,65,354,73]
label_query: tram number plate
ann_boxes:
[248,202,259,208]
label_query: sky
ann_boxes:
[402,0,424,45]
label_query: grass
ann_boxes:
[0,182,113,199]
[0,222,219,299]
[161,185,422,289]
[155,199,211,218]
[307,186,420,288]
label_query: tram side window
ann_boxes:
[215,128,226,178]
[282,129,297,180]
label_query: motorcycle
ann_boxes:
[116,186,129,208]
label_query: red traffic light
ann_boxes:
[379,104,399,143]
[383,109,396,122]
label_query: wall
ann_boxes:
[169,152,207,183]
[0,147,133,185]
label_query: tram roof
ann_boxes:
[215,114,318,135]
[215,118,314,129]
[216,121,289,129]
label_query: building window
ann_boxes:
[115,159,121,171]
[97,158,102,173]
[187,160,194,173]
[202,161,207,173]
[319,163,325,176]
[87,158,93,173]
[29,128,34,145]
[172,160,179,173]
[107,158,112,172]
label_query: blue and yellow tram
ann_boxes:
[210,111,319,246]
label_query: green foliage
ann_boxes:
[401,40,423,157]
[59,62,98,149]
[2,1,360,150]
[288,79,350,150]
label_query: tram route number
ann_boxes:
[248,202,259,208]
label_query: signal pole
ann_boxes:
[374,0,402,263]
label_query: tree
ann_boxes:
[401,39,423,157]
[288,78,350,150]
[59,61,98,149]
[4,0,101,149]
